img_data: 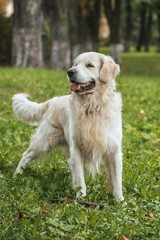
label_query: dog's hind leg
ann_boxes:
[14,120,60,175]
[14,148,40,174]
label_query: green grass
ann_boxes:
[0,52,160,239]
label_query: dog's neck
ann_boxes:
[70,88,115,116]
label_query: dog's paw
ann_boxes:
[118,195,124,202]
[113,190,124,202]
[14,167,23,176]
[75,185,86,199]
[76,191,86,199]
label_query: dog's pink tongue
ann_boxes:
[70,84,79,92]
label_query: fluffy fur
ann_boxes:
[13,52,124,201]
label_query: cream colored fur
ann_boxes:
[13,52,124,201]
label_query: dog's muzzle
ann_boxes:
[68,68,95,94]
[67,69,77,83]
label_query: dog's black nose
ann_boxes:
[67,69,77,77]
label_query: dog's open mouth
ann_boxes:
[70,81,95,93]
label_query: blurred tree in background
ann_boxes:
[157,0,160,52]
[135,0,156,52]
[104,0,121,64]
[121,0,159,53]
[0,0,12,65]
[12,0,44,68]
[0,0,160,68]
[43,0,100,69]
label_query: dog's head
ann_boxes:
[67,52,120,95]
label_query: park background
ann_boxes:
[0,1,160,239]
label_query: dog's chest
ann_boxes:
[73,113,107,155]
[70,94,115,155]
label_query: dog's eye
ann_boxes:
[86,63,94,68]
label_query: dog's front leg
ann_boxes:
[68,147,86,198]
[106,146,124,201]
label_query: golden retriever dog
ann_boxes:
[12,52,124,201]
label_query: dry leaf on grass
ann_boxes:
[42,210,48,214]
[42,206,50,214]
[5,110,12,114]
[14,206,23,222]
[138,110,145,115]
[154,146,160,150]
[49,232,54,237]
[147,211,154,218]
[120,235,129,240]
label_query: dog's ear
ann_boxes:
[100,56,120,83]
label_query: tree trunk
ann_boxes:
[144,10,152,52]
[157,1,160,53]
[136,7,146,52]
[12,0,44,68]
[44,0,100,69]
[67,0,80,64]
[103,0,122,64]
[124,0,132,52]
[70,0,100,59]
[43,0,71,70]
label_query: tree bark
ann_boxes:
[43,0,100,69]
[69,0,100,62]
[144,10,152,52]
[103,0,122,64]
[43,0,71,70]
[157,1,160,53]
[12,0,44,68]
[124,0,132,52]
[136,7,146,52]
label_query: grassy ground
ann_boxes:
[0,52,160,240]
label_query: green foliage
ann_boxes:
[0,52,160,239]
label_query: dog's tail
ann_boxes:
[12,93,50,124]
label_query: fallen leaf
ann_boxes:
[14,206,23,222]
[149,212,154,218]
[129,230,137,236]
[155,139,160,143]
[85,215,87,221]
[154,146,160,150]
[49,232,54,237]
[42,210,48,214]
[5,110,12,114]
[138,110,145,115]
[147,211,154,218]
[120,235,129,240]
[42,206,50,214]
